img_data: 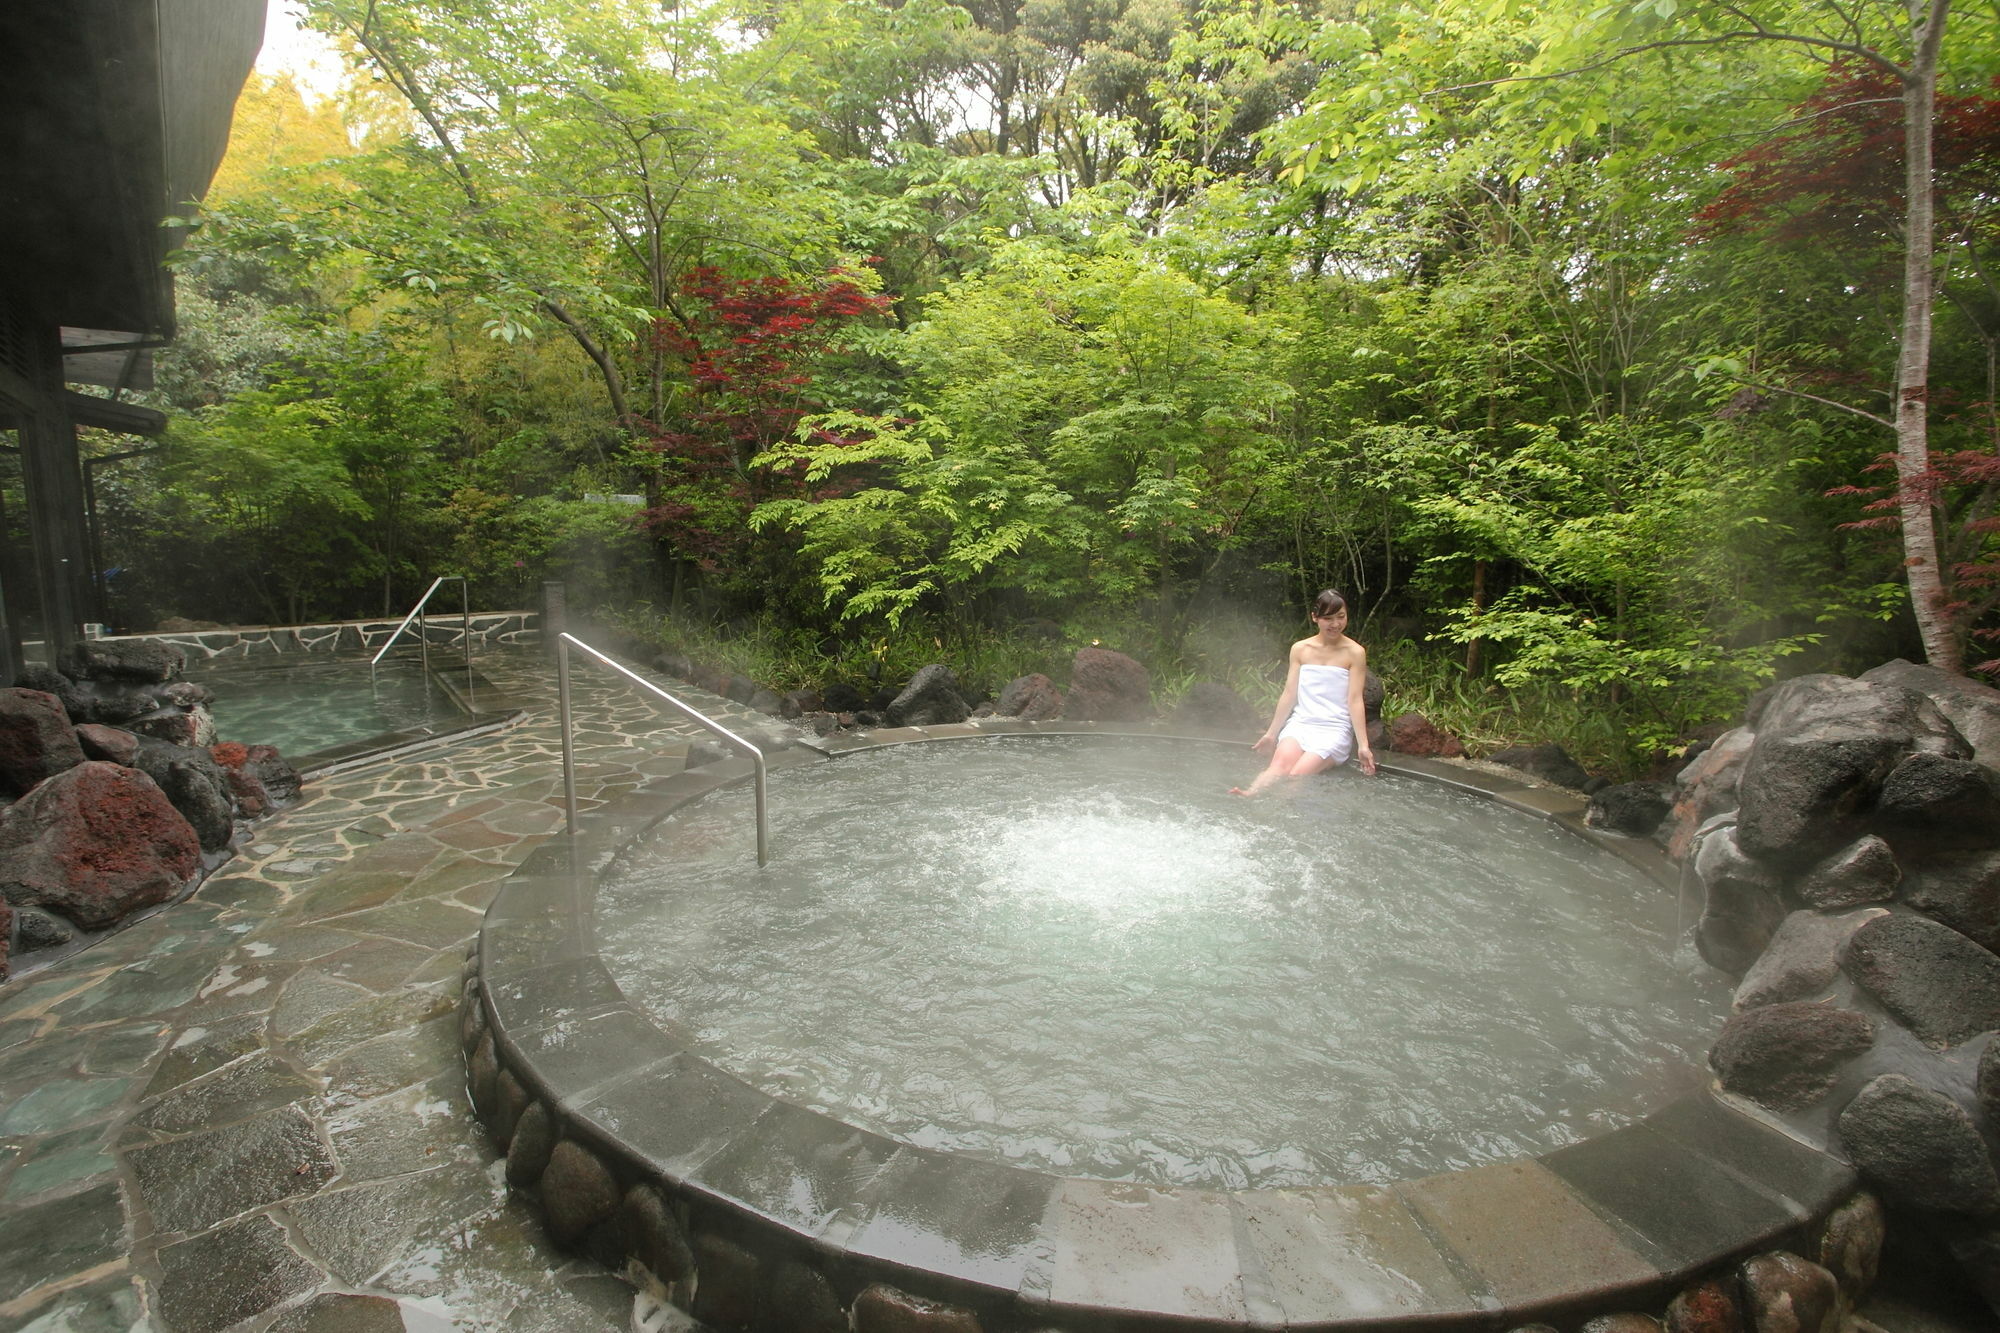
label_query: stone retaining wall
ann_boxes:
[114,611,539,659]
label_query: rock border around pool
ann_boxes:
[464,721,1861,1332]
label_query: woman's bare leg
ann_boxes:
[1236,739,1310,795]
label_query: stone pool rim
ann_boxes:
[468,720,1859,1331]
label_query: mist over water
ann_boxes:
[598,738,1728,1189]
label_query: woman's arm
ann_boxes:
[1347,649,1376,774]
[1256,648,1303,752]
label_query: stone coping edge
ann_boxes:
[466,724,1857,1332]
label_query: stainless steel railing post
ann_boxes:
[555,632,768,866]
[558,635,579,833]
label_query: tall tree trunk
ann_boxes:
[1896,0,1958,671]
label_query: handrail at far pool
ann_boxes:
[555,632,769,866]
[371,575,473,680]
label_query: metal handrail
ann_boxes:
[556,632,769,866]
[371,576,472,678]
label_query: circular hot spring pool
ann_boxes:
[596,737,1728,1192]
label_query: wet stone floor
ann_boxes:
[0,648,771,1333]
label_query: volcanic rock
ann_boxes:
[125,701,216,749]
[1863,658,2000,772]
[1736,675,1968,868]
[850,1284,983,1333]
[133,739,236,851]
[1843,913,2000,1048]
[622,1184,693,1285]
[1875,752,2000,852]
[692,1233,759,1329]
[15,907,73,951]
[1795,835,1900,910]
[780,688,822,718]
[243,745,301,806]
[1738,1251,1840,1333]
[748,687,784,715]
[540,1140,618,1248]
[1386,713,1464,758]
[820,681,867,713]
[1734,908,1889,1011]
[760,1261,845,1333]
[1665,727,1754,861]
[1360,670,1384,721]
[0,900,10,980]
[0,687,85,797]
[1708,1001,1874,1110]
[74,723,139,767]
[12,665,82,716]
[1587,781,1674,837]
[1816,1191,1886,1299]
[992,673,1060,721]
[505,1102,556,1187]
[1838,1074,2000,1215]
[1577,1317,1662,1333]
[0,761,200,929]
[1169,682,1262,736]
[1487,743,1590,790]
[1064,647,1150,722]
[885,664,971,727]
[1902,848,2000,955]
[1694,822,1788,975]
[1982,1039,2000,1126]
[59,638,185,684]
[1663,1278,1744,1333]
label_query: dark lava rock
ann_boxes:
[1943,1221,2000,1322]
[243,745,301,806]
[622,1184,693,1285]
[16,907,74,951]
[886,664,971,727]
[1796,835,1901,910]
[12,665,81,716]
[851,1283,984,1333]
[868,685,899,712]
[1487,742,1590,789]
[1360,670,1384,721]
[1737,675,1969,868]
[1817,1191,1886,1300]
[995,673,1064,722]
[1838,1074,2000,1215]
[1709,1001,1874,1110]
[0,761,200,930]
[656,651,693,680]
[73,723,138,767]
[1903,848,2000,954]
[0,687,85,798]
[540,1139,619,1248]
[722,675,759,706]
[748,687,785,715]
[1386,713,1464,758]
[1694,823,1788,975]
[1578,1317,1663,1333]
[760,1260,846,1333]
[126,701,216,749]
[1734,908,1888,1011]
[1587,781,1673,837]
[1738,1251,1839,1333]
[1876,752,2000,851]
[1663,1277,1744,1333]
[1863,658,2000,771]
[494,1070,528,1146]
[467,1034,499,1121]
[60,638,185,684]
[133,739,235,851]
[821,681,867,713]
[1981,1039,2000,1125]
[1665,727,1754,861]
[801,711,839,736]
[853,710,883,728]
[691,1232,760,1329]
[0,900,10,981]
[780,688,822,718]
[504,1103,556,1187]
[1170,681,1262,737]
[1844,913,2000,1048]
[1064,646,1150,722]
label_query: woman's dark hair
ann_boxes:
[1311,588,1346,618]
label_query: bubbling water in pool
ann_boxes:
[597,738,1726,1189]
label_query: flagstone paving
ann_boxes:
[0,647,779,1332]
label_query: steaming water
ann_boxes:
[201,655,454,759]
[597,738,1727,1190]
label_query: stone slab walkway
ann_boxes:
[0,647,778,1333]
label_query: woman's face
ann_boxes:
[1313,607,1347,635]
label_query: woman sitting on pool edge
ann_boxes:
[1233,588,1377,795]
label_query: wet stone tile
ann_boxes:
[187,959,298,1020]
[288,988,454,1068]
[690,1102,897,1239]
[844,1149,1057,1297]
[194,874,287,914]
[1029,1179,1251,1321]
[49,955,213,1023]
[3,1123,119,1202]
[156,1212,322,1333]
[133,1052,320,1136]
[0,1180,127,1304]
[271,971,379,1040]
[316,938,440,993]
[3,1273,146,1333]
[0,973,98,1023]
[1239,1185,1481,1325]
[322,1014,460,1104]
[81,1022,172,1076]
[325,1074,486,1183]
[395,854,512,903]
[127,1103,337,1237]
[0,1031,87,1087]
[233,924,363,965]
[266,1291,411,1333]
[284,1160,504,1284]
[331,899,484,953]
[0,1077,134,1136]
[145,1014,269,1098]
[294,870,418,920]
